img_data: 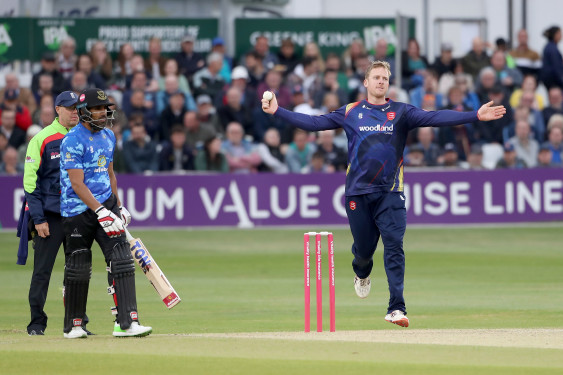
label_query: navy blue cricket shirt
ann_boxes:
[274,99,479,195]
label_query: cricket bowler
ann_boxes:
[262,60,506,327]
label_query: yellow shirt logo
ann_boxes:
[98,155,107,167]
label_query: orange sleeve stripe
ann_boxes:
[344,102,360,118]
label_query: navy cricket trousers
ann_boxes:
[27,212,90,333]
[346,191,407,314]
[27,212,64,332]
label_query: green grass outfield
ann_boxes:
[1,225,562,374]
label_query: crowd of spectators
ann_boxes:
[2,26,563,176]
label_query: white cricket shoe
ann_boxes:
[64,326,88,339]
[113,322,152,337]
[385,310,409,327]
[354,275,371,298]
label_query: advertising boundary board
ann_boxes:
[0,18,218,61]
[2,169,562,230]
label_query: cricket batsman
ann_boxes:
[60,88,151,338]
[262,60,506,327]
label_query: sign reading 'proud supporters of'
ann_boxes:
[0,18,218,61]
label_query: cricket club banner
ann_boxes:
[1,169,562,230]
[0,18,218,62]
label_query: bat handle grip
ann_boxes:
[124,227,134,242]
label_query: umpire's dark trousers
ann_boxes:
[346,191,407,315]
[27,212,65,332]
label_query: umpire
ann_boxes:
[20,91,92,335]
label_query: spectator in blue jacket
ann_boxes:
[285,128,316,173]
[221,121,261,173]
[155,74,196,115]
[490,50,523,94]
[159,125,194,171]
[75,54,107,90]
[122,122,159,173]
[546,114,563,165]
[540,26,563,89]
[175,34,205,86]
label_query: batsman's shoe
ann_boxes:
[113,322,152,337]
[64,326,88,339]
[354,275,371,298]
[385,310,409,327]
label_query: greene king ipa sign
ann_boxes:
[235,18,415,60]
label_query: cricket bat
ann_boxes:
[125,228,181,309]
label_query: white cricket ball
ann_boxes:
[262,91,273,101]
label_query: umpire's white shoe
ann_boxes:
[385,310,409,327]
[64,326,88,339]
[354,275,371,298]
[113,322,152,337]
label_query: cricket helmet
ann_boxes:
[76,88,116,130]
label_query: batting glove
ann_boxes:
[95,206,125,238]
[119,205,132,227]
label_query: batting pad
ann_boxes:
[111,241,138,330]
[63,249,92,333]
